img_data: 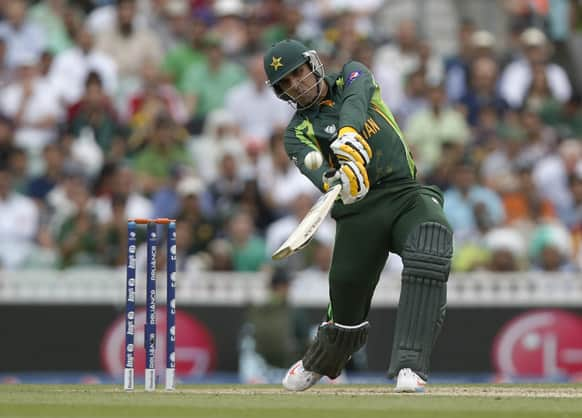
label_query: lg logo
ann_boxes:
[492,310,582,377]
[102,308,217,377]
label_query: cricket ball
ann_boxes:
[304,151,323,170]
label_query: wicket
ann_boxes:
[124,218,177,391]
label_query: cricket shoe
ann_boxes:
[394,368,426,393]
[282,360,322,391]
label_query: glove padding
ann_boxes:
[324,160,369,205]
[331,127,373,167]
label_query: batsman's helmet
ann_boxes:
[263,39,324,104]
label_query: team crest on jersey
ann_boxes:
[346,71,361,86]
[324,125,336,135]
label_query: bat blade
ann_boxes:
[272,184,341,260]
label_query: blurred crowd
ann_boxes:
[0,0,581,275]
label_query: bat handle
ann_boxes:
[330,152,340,169]
[324,169,338,180]
[329,133,341,168]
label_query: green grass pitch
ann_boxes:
[1,384,582,418]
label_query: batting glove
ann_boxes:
[330,127,373,167]
[323,160,369,205]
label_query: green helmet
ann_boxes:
[263,39,324,104]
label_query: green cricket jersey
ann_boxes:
[284,61,418,196]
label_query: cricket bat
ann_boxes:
[272,184,341,260]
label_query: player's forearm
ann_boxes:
[338,93,371,133]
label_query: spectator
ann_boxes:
[500,162,557,229]
[458,56,507,126]
[259,1,303,48]
[55,181,101,268]
[374,0,459,59]
[238,178,276,234]
[48,25,118,105]
[0,165,39,270]
[0,115,18,169]
[204,238,233,271]
[375,19,443,89]
[289,238,334,300]
[238,13,268,59]
[395,69,428,129]
[374,19,422,83]
[127,61,188,126]
[444,19,476,102]
[514,108,556,168]
[94,0,163,84]
[148,0,191,52]
[542,95,582,139]
[444,159,505,243]
[0,38,12,87]
[528,223,576,272]
[446,28,497,103]
[131,113,192,195]
[181,34,246,127]
[470,30,497,61]
[480,121,527,189]
[533,139,582,218]
[28,0,75,55]
[8,146,28,193]
[26,142,65,204]
[38,50,55,80]
[471,104,503,151]
[225,53,292,146]
[256,127,317,216]
[66,72,126,163]
[0,0,576,280]
[239,266,310,383]
[208,152,246,223]
[484,227,527,272]
[175,176,218,257]
[97,192,138,267]
[353,38,405,116]
[172,218,198,272]
[323,11,365,71]
[189,108,249,184]
[563,171,582,229]
[44,162,89,233]
[522,62,562,115]
[405,83,470,176]
[93,163,153,224]
[150,166,184,220]
[499,27,572,108]
[0,0,46,70]
[0,52,62,174]
[567,171,582,270]
[212,0,248,58]
[161,15,208,90]
[226,210,267,272]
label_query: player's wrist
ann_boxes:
[338,126,358,137]
[323,169,341,191]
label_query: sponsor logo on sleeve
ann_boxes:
[346,71,361,86]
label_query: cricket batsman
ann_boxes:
[263,39,453,392]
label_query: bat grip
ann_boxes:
[329,133,341,169]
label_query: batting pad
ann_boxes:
[303,321,370,379]
[388,222,452,380]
